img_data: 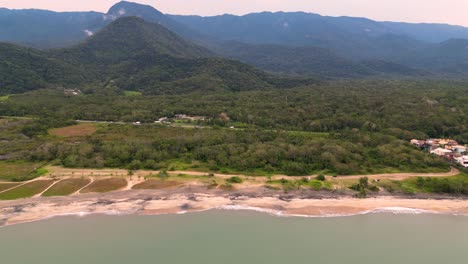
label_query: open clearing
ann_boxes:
[42,178,91,197]
[132,179,182,190]
[0,161,42,181]
[0,180,55,200]
[80,178,127,193]
[49,123,97,137]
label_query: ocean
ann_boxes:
[0,210,467,264]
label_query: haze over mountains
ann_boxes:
[1,1,468,80]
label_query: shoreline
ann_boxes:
[1,188,467,227]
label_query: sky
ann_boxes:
[1,0,468,27]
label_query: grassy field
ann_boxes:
[132,179,182,190]
[42,178,91,197]
[0,180,54,200]
[80,178,127,193]
[0,161,44,181]
[49,123,97,137]
[0,95,9,102]
[0,183,20,192]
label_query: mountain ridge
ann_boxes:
[2,1,468,78]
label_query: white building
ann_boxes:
[452,145,467,154]
[430,148,452,156]
[455,156,468,167]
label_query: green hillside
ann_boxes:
[0,17,315,95]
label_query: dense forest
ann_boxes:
[1,80,466,143]
[0,118,450,176]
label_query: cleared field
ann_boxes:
[42,178,91,197]
[80,178,127,193]
[0,180,54,200]
[132,179,182,190]
[0,183,20,192]
[0,161,43,181]
[49,123,97,137]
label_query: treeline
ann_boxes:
[26,125,448,176]
[1,80,466,142]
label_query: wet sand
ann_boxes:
[1,186,467,226]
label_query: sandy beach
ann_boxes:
[1,186,467,226]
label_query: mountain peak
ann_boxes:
[63,16,210,65]
[108,1,164,17]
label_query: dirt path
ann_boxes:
[0,177,49,194]
[70,177,95,195]
[124,177,146,190]
[34,177,68,198]
[72,177,95,195]
[171,167,460,181]
[46,166,461,184]
[334,167,460,180]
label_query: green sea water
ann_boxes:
[0,211,467,264]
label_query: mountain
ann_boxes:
[106,1,206,42]
[0,17,314,95]
[215,42,373,78]
[169,12,436,60]
[0,43,89,94]
[2,1,468,78]
[0,1,205,49]
[56,16,210,65]
[214,41,426,78]
[169,12,468,75]
[169,12,468,45]
[0,8,105,48]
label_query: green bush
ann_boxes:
[226,176,243,184]
[315,174,326,181]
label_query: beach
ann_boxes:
[1,185,467,226]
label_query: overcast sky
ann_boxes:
[2,0,468,26]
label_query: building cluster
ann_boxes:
[63,89,82,96]
[410,138,467,167]
[174,114,207,122]
[154,114,207,124]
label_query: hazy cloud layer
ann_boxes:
[2,0,468,26]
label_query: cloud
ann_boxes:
[84,29,94,36]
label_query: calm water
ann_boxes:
[0,211,467,264]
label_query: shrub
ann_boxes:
[226,176,243,184]
[316,174,326,181]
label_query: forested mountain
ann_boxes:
[0,17,313,95]
[56,16,211,64]
[107,1,208,43]
[0,1,203,49]
[2,1,468,78]
[215,42,426,78]
[0,43,89,94]
[170,12,468,46]
[0,8,105,48]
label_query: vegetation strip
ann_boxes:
[42,178,91,197]
[80,178,127,193]
[0,180,55,200]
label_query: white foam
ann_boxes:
[218,205,285,216]
[368,207,436,215]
